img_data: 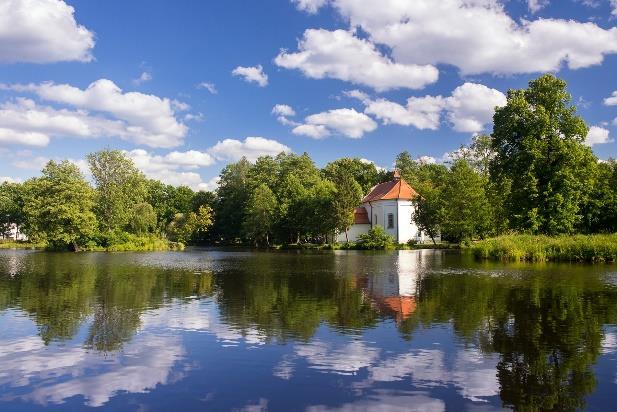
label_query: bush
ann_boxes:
[471,234,617,263]
[356,227,395,250]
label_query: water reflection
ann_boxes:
[0,249,616,410]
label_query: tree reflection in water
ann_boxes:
[1,249,616,410]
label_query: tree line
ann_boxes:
[1,74,616,249]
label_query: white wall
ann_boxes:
[336,224,371,242]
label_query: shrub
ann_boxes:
[357,227,395,250]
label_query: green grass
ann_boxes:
[0,240,45,250]
[471,234,617,263]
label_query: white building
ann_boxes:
[1,223,27,241]
[336,171,439,244]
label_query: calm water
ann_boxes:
[1,249,617,411]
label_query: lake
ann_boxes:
[1,248,616,411]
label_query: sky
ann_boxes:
[1,0,617,190]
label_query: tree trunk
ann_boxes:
[345,230,349,243]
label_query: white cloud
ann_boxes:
[272,104,300,126]
[527,0,549,13]
[292,0,328,14]
[445,82,506,133]
[0,127,49,147]
[184,113,204,122]
[275,29,438,91]
[196,82,217,94]
[0,0,95,63]
[365,96,445,130]
[612,0,617,16]
[605,91,617,106]
[327,0,617,75]
[208,136,291,162]
[417,155,436,165]
[0,176,20,184]
[343,89,370,104]
[1,79,188,148]
[232,65,269,87]
[363,82,505,133]
[586,126,613,146]
[272,104,296,117]
[297,108,377,138]
[292,124,331,139]
[132,71,152,86]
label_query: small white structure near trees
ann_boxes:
[0,223,27,241]
[337,171,439,244]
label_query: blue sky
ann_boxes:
[1,0,617,190]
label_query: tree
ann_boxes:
[166,205,213,244]
[440,159,493,242]
[0,182,24,239]
[243,184,278,246]
[490,74,597,234]
[323,157,388,193]
[579,159,617,233]
[329,170,363,242]
[214,158,252,242]
[129,203,157,235]
[22,161,97,250]
[87,150,147,232]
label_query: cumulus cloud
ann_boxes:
[196,82,218,94]
[324,0,617,76]
[365,96,444,130]
[0,0,95,63]
[0,79,188,148]
[275,29,438,91]
[586,126,613,146]
[272,104,300,126]
[293,108,377,139]
[132,71,152,86]
[232,65,269,87]
[363,82,505,133]
[527,0,549,13]
[292,124,330,139]
[292,0,328,14]
[605,91,617,106]
[272,104,296,117]
[0,176,20,184]
[208,136,291,162]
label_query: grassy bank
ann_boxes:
[1,236,184,252]
[471,234,617,263]
[0,240,45,250]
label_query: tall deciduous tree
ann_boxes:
[23,161,97,249]
[243,184,278,246]
[441,159,493,242]
[490,74,597,234]
[129,202,157,235]
[87,150,147,232]
[323,157,388,193]
[214,158,252,242]
[329,170,363,242]
[0,182,25,239]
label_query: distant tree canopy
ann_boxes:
[2,74,615,247]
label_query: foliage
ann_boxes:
[87,149,147,232]
[243,184,278,246]
[490,74,597,234]
[167,206,214,244]
[0,182,24,238]
[356,226,395,249]
[471,234,617,262]
[579,159,617,233]
[329,169,363,243]
[440,159,493,242]
[322,157,389,193]
[22,161,98,250]
[129,202,157,235]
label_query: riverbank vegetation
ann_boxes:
[1,74,616,255]
[471,234,617,263]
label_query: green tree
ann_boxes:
[22,161,97,249]
[243,184,278,246]
[490,74,597,234]
[579,159,617,233]
[323,157,388,193]
[0,182,25,239]
[214,158,252,242]
[329,170,363,242]
[87,149,147,231]
[129,202,157,235]
[166,206,213,244]
[440,159,493,242]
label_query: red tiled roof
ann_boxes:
[353,207,370,224]
[362,176,419,202]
